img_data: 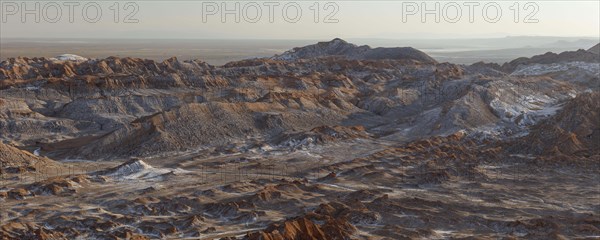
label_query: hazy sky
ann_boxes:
[1,1,599,39]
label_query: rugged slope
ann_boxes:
[510,91,600,157]
[50,102,346,159]
[0,142,58,173]
[588,43,600,54]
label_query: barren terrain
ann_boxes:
[1,39,599,239]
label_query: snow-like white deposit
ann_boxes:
[281,136,316,149]
[50,54,88,62]
[102,159,185,181]
[511,61,599,76]
[489,94,563,127]
[33,148,41,156]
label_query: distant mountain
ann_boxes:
[588,43,600,54]
[272,38,437,63]
[539,39,600,49]
[503,49,598,72]
[471,47,599,74]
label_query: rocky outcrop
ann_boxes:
[245,202,357,240]
[0,142,57,173]
[0,222,66,240]
[273,125,368,149]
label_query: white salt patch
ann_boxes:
[50,54,88,62]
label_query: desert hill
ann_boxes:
[272,38,437,63]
